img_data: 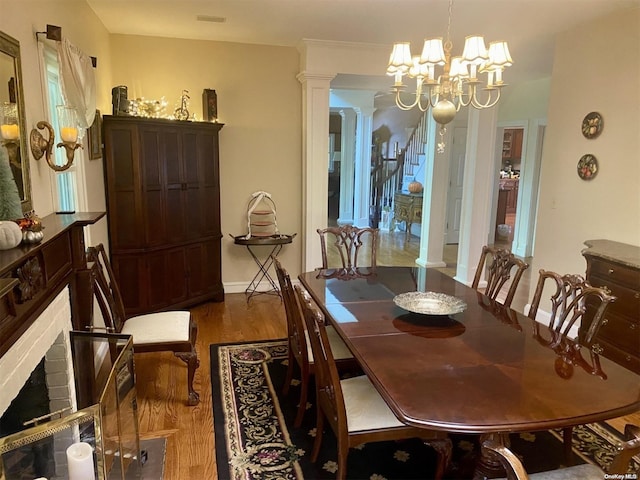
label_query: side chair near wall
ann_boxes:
[294,284,450,480]
[471,245,529,308]
[273,256,357,428]
[317,225,378,270]
[87,243,200,406]
[482,423,640,479]
[527,269,617,465]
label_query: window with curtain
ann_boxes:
[42,46,87,212]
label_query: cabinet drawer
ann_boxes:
[588,274,640,319]
[594,310,640,353]
[592,338,640,374]
[587,258,640,288]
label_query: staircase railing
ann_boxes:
[370,112,429,227]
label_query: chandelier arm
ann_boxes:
[394,90,422,111]
[470,88,502,109]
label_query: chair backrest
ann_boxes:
[273,256,309,368]
[294,284,347,437]
[317,225,378,270]
[482,423,640,479]
[86,243,127,334]
[527,270,616,346]
[471,245,529,308]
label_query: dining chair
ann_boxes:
[316,225,378,270]
[87,243,200,406]
[273,256,357,428]
[482,423,640,479]
[527,269,617,464]
[471,245,529,308]
[527,270,616,347]
[294,284,450,480]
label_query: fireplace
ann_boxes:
[0,288,76,421]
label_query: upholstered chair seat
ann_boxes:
[341,375,405,432]
[120,311,191,343]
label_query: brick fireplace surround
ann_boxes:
[0,212,104,421]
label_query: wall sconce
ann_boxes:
[1,102,20,167]
[30,105,82,172]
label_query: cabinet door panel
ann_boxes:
[186,239,221,297]
[146,248,188,310]
[112,255,145,313]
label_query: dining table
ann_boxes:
[298,266,640,479]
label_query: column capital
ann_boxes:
[353,106,376,117]
[296,71,336,85]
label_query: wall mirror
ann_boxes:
[0,30,31,214]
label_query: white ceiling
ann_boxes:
[87,0,639,92]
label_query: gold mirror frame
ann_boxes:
[0,30,32,213]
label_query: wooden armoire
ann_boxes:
[102,115,224,315]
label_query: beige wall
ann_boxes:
[532,7,640,295]
[109,34,302,288]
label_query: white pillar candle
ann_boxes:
[0,124,19,140]
[66,442,95,480]
[60,127,78,143]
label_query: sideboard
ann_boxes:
[393,192,423,243]
[581,239,640,374]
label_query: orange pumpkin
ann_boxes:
[408,181,423,193]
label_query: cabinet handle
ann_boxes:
[635,292,640,299]
[630,323,637,330]
[607,269,614,274]
[602,318,609,326]
[626,355,632,362]
[591,343,603,355]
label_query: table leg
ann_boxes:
[473,432,509,480]
[245,244,283,301]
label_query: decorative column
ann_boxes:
[416,117,448,268]
[455,107,499,285]
[353,106,375,228]
[297,71,336,271]
[337,108,356,225]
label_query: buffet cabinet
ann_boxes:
[393,192,423,243]
[581,239,640,374]
[102,116,224,315]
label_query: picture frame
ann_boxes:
[88,109,102,159]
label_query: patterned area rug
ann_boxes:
[211,339,638,480]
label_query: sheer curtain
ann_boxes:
[56,38,96,129]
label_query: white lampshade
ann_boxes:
[461,35,488,65]
[388,43,413,73]
[419,38,446,65]
[448,56,469,80]
[487,41,513,68]
[409,56,429,78]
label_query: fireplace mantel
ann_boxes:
[0,212,105,359]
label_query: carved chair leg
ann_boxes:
[563,426,573,466]
[175,349,200,406]
[424,436,452,480]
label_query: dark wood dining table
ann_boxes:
[298,266,640,478]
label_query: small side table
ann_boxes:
[232,234,296,301]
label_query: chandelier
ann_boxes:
[386,0,512,152]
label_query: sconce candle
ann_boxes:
[1,123,19,140]
[66,441,95,480]
[60,126,78,143]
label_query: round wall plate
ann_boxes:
[577,154,598,180]
[582,112,603,139]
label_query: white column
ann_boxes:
[353,107,375,227]
[416,118,449,268]
[297,71,336,271]
[455,107,499,285]
[337,108,356,225]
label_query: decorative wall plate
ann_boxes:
[394,291,467,315]
[581,112,603,139]
[577,154,598,180]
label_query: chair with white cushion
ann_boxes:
[482,423,640,479]
[294,284,449,480]
[273,256,356,428]
[87,243,200,406]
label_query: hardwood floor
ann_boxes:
[134,233,639,479]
